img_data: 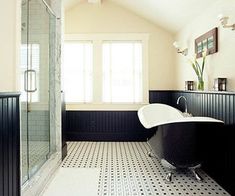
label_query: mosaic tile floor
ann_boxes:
[62,142,230,196]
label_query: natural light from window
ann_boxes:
[102,41,143,103]
[64,41,93,103]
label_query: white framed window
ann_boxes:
[102,41,143,103]
[63,41,93,103]
[64,34,149,110]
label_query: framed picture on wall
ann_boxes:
[195,27,218,58]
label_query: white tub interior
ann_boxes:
[138,103,224,129]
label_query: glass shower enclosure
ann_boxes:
[21,0,56,184]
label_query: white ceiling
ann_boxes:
[63,0,219,33]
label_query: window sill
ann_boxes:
[65,103,149,111]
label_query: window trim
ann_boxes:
[64,33,149,110]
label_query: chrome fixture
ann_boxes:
[173,41,188,56]
[190,168,203,182]
[218,14,235,31]
[177,96,188,113]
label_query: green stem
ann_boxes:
[197,76,204,91]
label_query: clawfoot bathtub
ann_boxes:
[138,103,224,182]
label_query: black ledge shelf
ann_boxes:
[0,92,21,98]
[182,90,235,95]
[150,90,235,95]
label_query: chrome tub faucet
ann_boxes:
[177,96,188,113]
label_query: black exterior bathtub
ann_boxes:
[148,121,224,169]
[138,103,224,171]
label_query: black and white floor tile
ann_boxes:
[62,142,230,196]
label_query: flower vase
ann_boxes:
[197,78,204,91]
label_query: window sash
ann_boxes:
[102,41,143,103]
[63,41,93,103]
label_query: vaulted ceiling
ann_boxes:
[63,0,219,33]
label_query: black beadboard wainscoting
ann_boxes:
[66,111,155,141]
[150,90,235,195]
[0,93,20,196]
[150,90,235,124]
[61,92,67,160]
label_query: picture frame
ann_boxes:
[195,27,218,58]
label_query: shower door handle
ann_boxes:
[24,69,37,92]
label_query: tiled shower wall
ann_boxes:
[21,110,49,141]
[28,111,49,141]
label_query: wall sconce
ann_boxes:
[173,41,188,56]
[218,14,235,31]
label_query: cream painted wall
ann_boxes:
[0,0,21,91]
[64,0,176,90]
[175,0,235,91]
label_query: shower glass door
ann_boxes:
[21,0,56,184]
[21,0,29,184]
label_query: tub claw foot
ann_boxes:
[165,172,173,183]
[147,148,157,158]
[148,151,153,157]
[190,169,203,182]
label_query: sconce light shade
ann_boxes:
[218,14,224,20]
[173,41,188,56]
[218,14,235,31]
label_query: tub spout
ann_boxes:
[177,96,188,113]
